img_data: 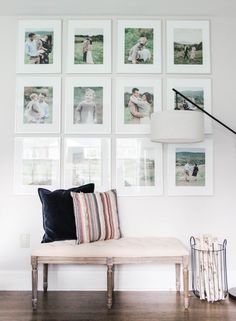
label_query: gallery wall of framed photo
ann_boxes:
[14,17,213,196]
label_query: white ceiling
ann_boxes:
[1,0,235,16]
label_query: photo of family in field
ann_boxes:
[74,28,103,65]
[174,28,203,65]
[23,86,53,124]
[175,148,205,186]
[124,28,153,64]
[73,87,103,124]
[174,87,204,111]
[24,30,53,64]
[124,87,154,124]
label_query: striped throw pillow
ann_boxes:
[71,189,121,244]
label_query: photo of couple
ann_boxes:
[73,87,103,125]
[23,87,52,124]
[125,28,153,64]
[175,148,205,186]
[124,87,153,125]
[74,28,103,65]
[24,31,53,64]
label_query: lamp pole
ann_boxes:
[173,88,236,300]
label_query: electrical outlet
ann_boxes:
[20,233,30,248]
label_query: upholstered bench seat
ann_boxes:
[32,237,189,258]
[31,237,190,310]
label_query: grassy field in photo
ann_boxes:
[124,28,153,64]
[124,106,133,123]
[74,35,103,64]
[24,31,53,64]
[24,54,53,64]
[175,150,205,186]
[174,43,203,65]
[176,164,205,186]
[24,53,53,64]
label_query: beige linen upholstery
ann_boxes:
[32,237,189,258]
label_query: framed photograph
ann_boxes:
[14,137,60,194]
[67,20,111,73]
[65,77,111,134]
[166,78,212,133]
[16,20,61,73]
[167,138,213,195]
[117,20,162,73]
[166,20,210,73]
[64,137,111,191]
[116,78,162,134]
[15,77,61,133]
[116,138,163,196]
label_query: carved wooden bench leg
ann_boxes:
[43,264,48,294]
[31,256,38,310]
[107,257,114,309]
[175,263,181,292]
[183,256,189,309]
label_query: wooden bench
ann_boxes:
[31,237,190,310]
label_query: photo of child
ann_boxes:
[23,87,53,124]
[73,87,103,124]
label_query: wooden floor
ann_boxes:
[0,291,236,321]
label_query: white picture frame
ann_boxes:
[15,77,61,133]
[116,77,162,134]
[116,138,163,196]
[166,78,212,133]
[16,20,61,73]
[64,137,111,192]
[117,20,162,73]
[166,20,210,73]
[167,138,213,196]
[14,137,60,194]
[67,20,111,73]
[65,77,111,134]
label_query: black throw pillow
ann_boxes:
[38,183,95,243]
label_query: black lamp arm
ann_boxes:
[172,88,236,136]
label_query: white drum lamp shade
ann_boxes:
[151,110,204,143]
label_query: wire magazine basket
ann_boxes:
[190,236,228,302]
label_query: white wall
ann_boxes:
[2,0,236,17]
[1,12,236,291]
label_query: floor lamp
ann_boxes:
[150,88,236,299]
